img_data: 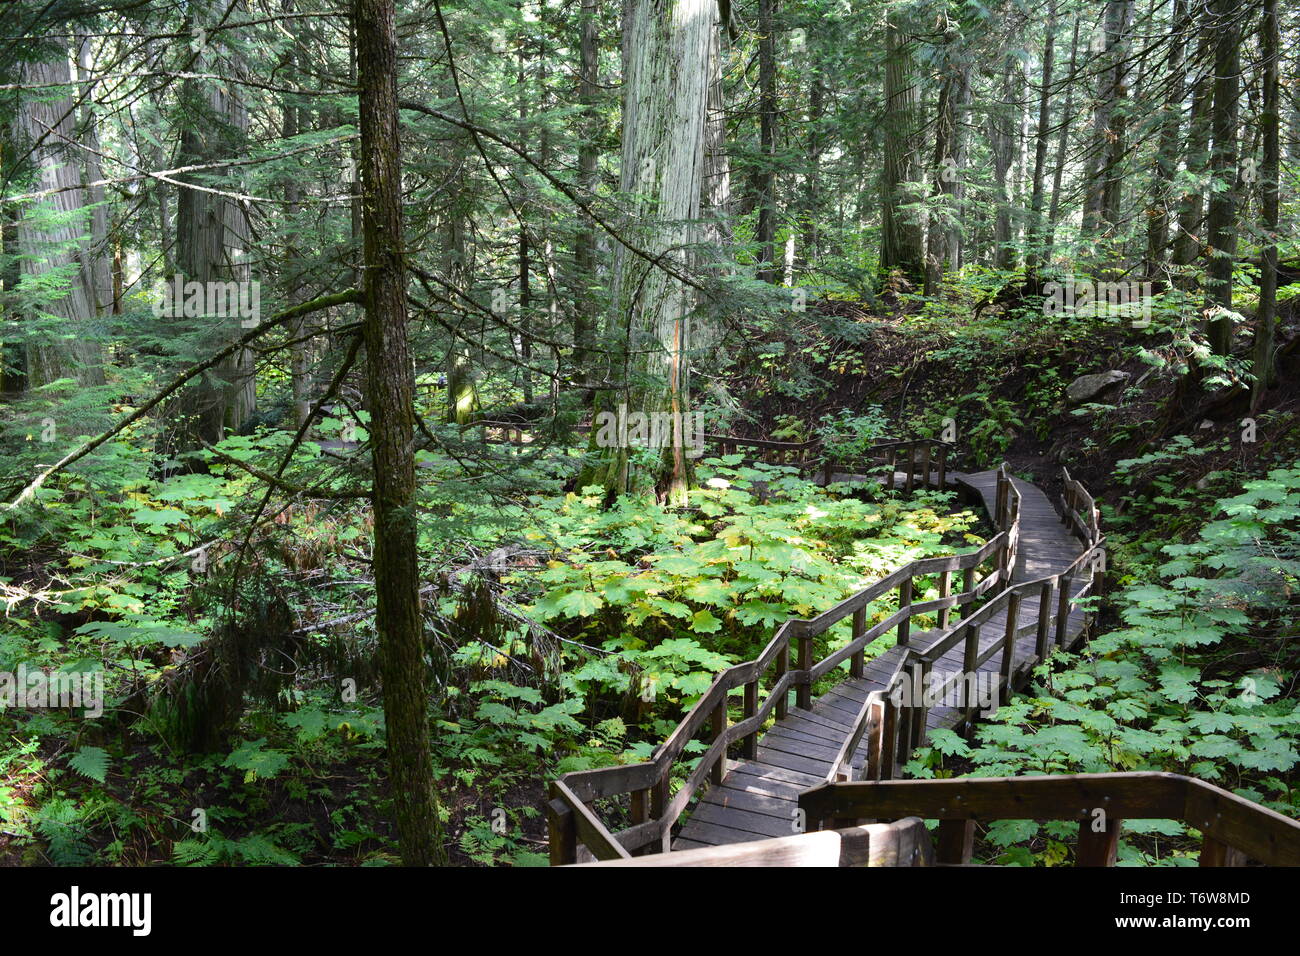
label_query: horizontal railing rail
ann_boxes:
[547,441,1016,863]
[798,772,1300,866]
[483,426,956,493]
[569,816,935,867]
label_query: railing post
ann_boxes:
[961,622,982,723]
[878,691,898,780]
[1090,549,1106,618]
[999,592,1022,704]
[1077,817,1122,867]
[796,624,812,711]
[887,448,897,490]
[546,789,577,866]
[937,445,947,489]
[936,819,976,864]
[897,576,913,647]
[630,789,649,855]
[775,640,789,719]
[995,471,1007,527]
[850,607,866,679]
[1056,575,1073,646]
[651,776,670,854]
[904,444,916,493]
[864,694,884,781]
[1035,579,1054,663]
[710,699,726,785]
[920,444,932,489]
[937,569,952,630]
[1199,836,1247,867]
[742,679,758,759]
[908,658,930,748]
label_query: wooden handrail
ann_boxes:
[569,816,935,867]
[548,442,1018,860]
[798,773,1300,866]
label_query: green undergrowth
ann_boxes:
[0,428,987,864]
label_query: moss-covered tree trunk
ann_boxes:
[880,15,924,286]
[583,0,713,506]
[354,0,446,867]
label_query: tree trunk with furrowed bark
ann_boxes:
[353,0,446,867]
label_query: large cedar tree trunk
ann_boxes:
[585,0,713,505]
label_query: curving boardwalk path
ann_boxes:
[672,467,1089,850]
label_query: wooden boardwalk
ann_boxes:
[673,468,1089,851]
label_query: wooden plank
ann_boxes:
[789,705,853,733]
[765,718,844,748]
[673,817,771,848]
[755,745,832,777]
[688,801,802,839]
[728,758,825,789]
[699,784,798,819]
[722,768,808,801]
[762,728,845,763]
[814,692,868,722]
[781,712,848,744]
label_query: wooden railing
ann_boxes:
[709,435,953,492]
[481,426,954,494]
[827,465,1102,786]
[797,773,1300,866]
[706,434,821,470]
[547,439,1016,864]
[1061,465,1102,547]
[857,439,953,493]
